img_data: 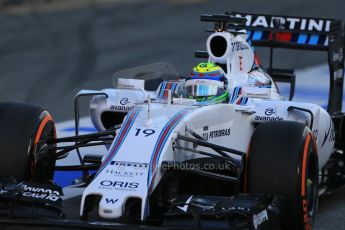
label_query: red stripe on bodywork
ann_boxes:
[163,82,173,99]
[254,54,261,66]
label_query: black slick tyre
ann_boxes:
[245,121,319,229]
[0,102,56,183]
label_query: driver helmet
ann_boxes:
[186,63,228,104]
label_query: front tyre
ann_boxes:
[246,121,319,229]
[0,102,56,183]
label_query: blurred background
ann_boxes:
[0,0,344,121]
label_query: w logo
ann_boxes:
[105,198,118,204]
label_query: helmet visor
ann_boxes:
[185,79,224,97]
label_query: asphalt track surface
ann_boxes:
[1,0,345,229]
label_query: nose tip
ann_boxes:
[98,196,122,219]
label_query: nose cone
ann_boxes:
[99,196,122,218]
[80,162,149,220]
[80,104,195,220]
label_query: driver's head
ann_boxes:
[186,63,228,104]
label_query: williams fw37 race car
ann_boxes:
[0,12,344,230]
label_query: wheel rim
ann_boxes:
[305,146,318,222]
[306,178,316,216]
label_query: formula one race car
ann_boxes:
[0,12,344,230]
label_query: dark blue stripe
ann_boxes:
[291,33,299,43]
[261,31,270,40]
[318,35,327,46]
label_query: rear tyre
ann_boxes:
[246,121,318,229]
[0,102,56,183]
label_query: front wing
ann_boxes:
[0,180,281,230]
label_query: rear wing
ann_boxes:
[230,12,341,51]
[196,12,345,113]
